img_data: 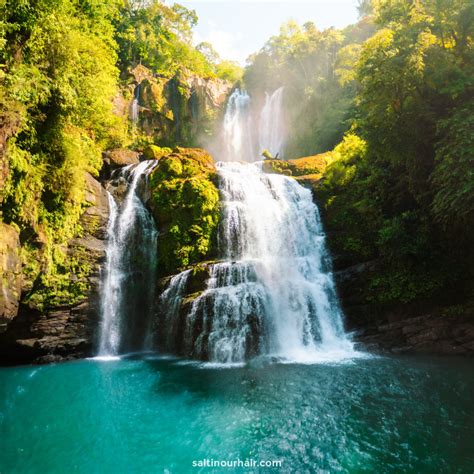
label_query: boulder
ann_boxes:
[146,147,220,276]
[101,149,140,179]
[142,145,172,161]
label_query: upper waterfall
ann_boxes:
[223,89,254,162]
[222,87,286,162]
[130,84,140,124]
[259,87,286,159]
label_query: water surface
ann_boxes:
[1,356,473,473]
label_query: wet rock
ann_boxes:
[349,308,474,356]
[0,223,22,333]
[0,174,109,365]
[101,149,140,179]
[154,262,213,359]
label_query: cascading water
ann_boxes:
[161,162,354,363]
[104,84,355,363]
[223,89,255,162]
[158,84,357,363]
[98,160,158,356]
[222,87,286,161]
[259,87,285,158]
[130,84,140,124]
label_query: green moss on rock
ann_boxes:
[148,148,220,275]
[142,145,172,161]
[263,153,331,176]
[262,153,333,189]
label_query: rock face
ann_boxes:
[0,223,22,333]
[333,259,474,356]
[154,263,213,359]
[351,311,474,355]
[0,173,109,364]
[145,147,220,276]
[127,65,231,145]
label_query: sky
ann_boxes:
[174,0,360,65]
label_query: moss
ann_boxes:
[148,148,220,276]
[142,145,172,161]
[21,242,93,310]
[262,159,292,176]
[262,153,332,180]
[3,132,108,311]
[288,153,331,176]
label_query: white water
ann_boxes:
[102,85,356,363]
[222,87,286,162]
[130,84,140,124]
[182,163,355,362]
[158,270,191,352]
[222,89,255,162]
[157,85,357,363]
[259,87,285,158]
[98,160,158,356]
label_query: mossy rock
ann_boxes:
[142,145,172,161]
[148,148,220,276]
[262,160,293,175]
[287,153,331,176]
[263,153,331,179]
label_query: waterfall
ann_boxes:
[157,270,191,354]
[223,89,255,162]
[162,161,355,363]
[98,160,158,356]
[130,84,140,124]
[99,84,355,364]
[222,87,286,162]
[259,87,285,158]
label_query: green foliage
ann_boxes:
[215,60,243,83]
[0,0,127,309]
[148,148,220,275]
[431,105,474,232]
[318,0,474,306]
[114,0,239,81]
[244,18,375,157]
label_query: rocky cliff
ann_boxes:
[121,65,231,146]
[333,261,474,356]
[0,173,110,364]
